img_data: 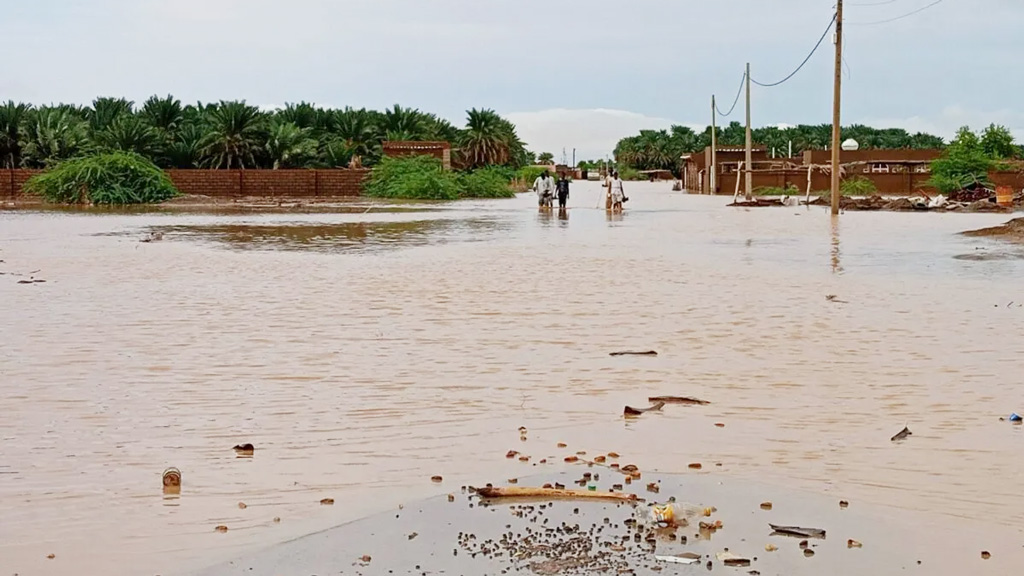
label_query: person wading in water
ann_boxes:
[533,171,554,209]
[556,173,570,210]
[610,171,626,213]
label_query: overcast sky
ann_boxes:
[1,0,1020,159]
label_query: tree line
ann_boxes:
[0,97,534,171]
[613,122,1020,174]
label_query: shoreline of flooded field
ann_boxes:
[2,182,1023,576]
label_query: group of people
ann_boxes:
[533,171,627,213]
[533,172,571,209]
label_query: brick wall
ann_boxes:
[7,168,370,199]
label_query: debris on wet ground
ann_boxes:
[624,401,665,417]
[963,217,1024,243]
[647,396,710,405]
[655,552,701,564]
[890,426,912,442]
[192,470,969,576]
[770,524,826,539]
[717,551,752,567]
[609,350,658,357]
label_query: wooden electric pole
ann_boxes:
[744,62,753,201]
[711,95,717,195]
[830,0,844,215]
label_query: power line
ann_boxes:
[848,0,945,25]
[751,13,838,87]
[715,71,746,117]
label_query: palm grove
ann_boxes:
[0,97,533,170]
[612,121,1020,176]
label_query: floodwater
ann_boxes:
[2,181,1024,576]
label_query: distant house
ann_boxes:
[382,141,452,171]
[681,146,945,196]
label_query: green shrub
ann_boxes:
[616,166,641,181]
[515,166,550,183]
[840,176,879,196]
[457,167,516,198]
[363,155,460,200]
[363,155,515,200]
[24,151,179,205]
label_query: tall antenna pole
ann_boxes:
[711,95,717,195]
[831,0,844,215]
[744,62,753,201]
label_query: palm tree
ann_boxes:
[165,123,207,168]
[88,97,134,134]
[382,104,426,140]
[423,114,461,143]
[140,95,184,133]
[332,107,378,166]
[200,100,265,169]
[19,106,91,167]
[460,108,509,168]
[0,101,31,168]
[277,102,319,131]
[265,119,317,169]
[96,116,161,157]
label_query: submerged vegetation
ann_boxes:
[24,152,179,205]
[0,97,533,171]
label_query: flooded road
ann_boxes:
[2,182,1024,575]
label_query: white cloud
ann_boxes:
[506,108,683,161]
[862,105,1024,141]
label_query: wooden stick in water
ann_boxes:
[475,486,637,502]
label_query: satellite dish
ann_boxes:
[841,138,860,151]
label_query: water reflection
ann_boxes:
[557,208,569,226]
[143,218,510,254]
[830,215,844,274]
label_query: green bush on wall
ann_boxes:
[25,152,180,205]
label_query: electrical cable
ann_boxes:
[750,12,838,87]
[714,71,746,117]
[848,0,945,25]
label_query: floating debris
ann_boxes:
[214,525,228,533]
[320,498,335,505]
[431,475,444,483]
[162,467,181,493]
[273,517,281,523]
[610,350,658,356]
[47,554,56,559]
[624,401,665,417]
[506,450,519,459]
[760,502,773,511]
[848,539,863,548]
[765,544,778,552]
[803,548,815,557]
[475,486,637,502]
[655,552,701,565]
[648,396,710,405]
[981,551,991,560]
[891,426,912,442]
[839,500,849,509]
[688,463,703,470]
[769,524,826,539]
[233,443,255,455]
[717,552,752,567]
[237,502,247,509]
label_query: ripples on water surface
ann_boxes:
[2,183,1024,575]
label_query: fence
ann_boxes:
[2,169,371,201]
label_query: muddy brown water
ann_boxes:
[2,182,1024,576]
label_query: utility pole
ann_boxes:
[830,0,844,215]
[744,62,753,201]
[710,95,717,195]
